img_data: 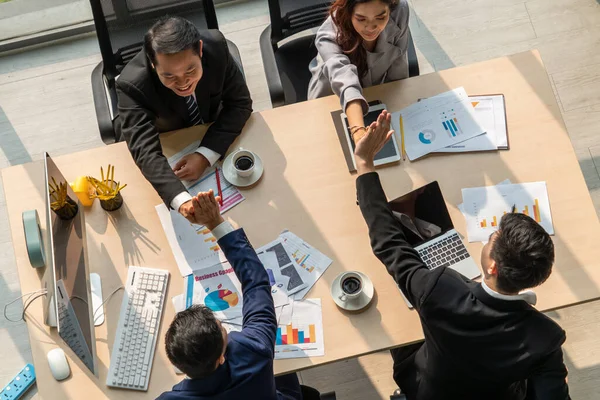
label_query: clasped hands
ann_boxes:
[182,189,224,229]
[174,152,210,221]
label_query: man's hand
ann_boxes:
[173,153,210,181]
[190,189,224,230]
[179,200,195,223]
[353,110,394,175]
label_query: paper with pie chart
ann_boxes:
[185,263,244,321]
[391,87,485,160]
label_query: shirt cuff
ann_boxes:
[171,191,193,211]
[211,220,235,240]
[195,147,221,166]
[341,87,369,115]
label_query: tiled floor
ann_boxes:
[1,0,600,398]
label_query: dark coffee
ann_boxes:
[341,276,362,294]
[235,155,254,171]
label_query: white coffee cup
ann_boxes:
[338,271,363,303]
[232,149,256,178]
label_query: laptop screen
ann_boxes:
[388,181,454,247]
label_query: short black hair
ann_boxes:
[490,213,554,293]
[144,16,202,65]
[165,305,224,378]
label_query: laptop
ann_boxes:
[389,181,481,307]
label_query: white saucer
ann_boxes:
[222,151,264,187]
[330,271,375,312]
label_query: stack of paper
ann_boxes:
[169,231,331,359]
[156,144,245,277]
[391,87,487,160]
[436,95,508,153]
[460,181,554,243]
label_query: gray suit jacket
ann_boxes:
[307,0,409,113]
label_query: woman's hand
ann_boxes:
[353,110,394,175]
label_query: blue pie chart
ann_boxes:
[418,130,436,144]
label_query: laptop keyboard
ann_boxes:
[417,232,470,271]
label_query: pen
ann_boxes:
[399,115,406,161]
[215,167,224,207]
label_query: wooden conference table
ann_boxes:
[3,50,600,399]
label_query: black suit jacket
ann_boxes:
[116,30,253,207]
[357,173,569,400]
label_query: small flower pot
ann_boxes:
[99,192,123,212]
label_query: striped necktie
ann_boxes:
[185,95,203,126]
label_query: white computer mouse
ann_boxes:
[47,348,71,381]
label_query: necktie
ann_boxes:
[185,95,203,126]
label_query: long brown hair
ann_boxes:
[330,0,397,78]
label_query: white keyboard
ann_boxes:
[106,266,169,391]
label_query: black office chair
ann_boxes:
[301,384,337,400]
[260,0,420,108]
[89,0,244,144]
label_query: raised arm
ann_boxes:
[190,191,277,352]
[117,81,187,207]
[354,111,442,309]
[314,17,368,116]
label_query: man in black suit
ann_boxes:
[116,16,252,220]
[352,111,570,400]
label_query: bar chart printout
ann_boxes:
[461,182,554,243]
[274,299,325,359]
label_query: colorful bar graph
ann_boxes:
[480,219,487,228]
[276,325,317,345]
[204,237,216,243]
[523,205,529,216]
[450,119,458,132]
[210,245,220,252]
[492,216,498,227]
[533,199,541,223]
[201,228,211,235]
[287,325,294,343]
[276,327,282,345]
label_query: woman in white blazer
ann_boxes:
[308,0,409,141]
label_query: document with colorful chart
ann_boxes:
[257,239,310,296]
[279,231,333,300]
[156,204,227,276]
[461,181,554,243]
[171,293,242,333]
[391,87,485,160]
[167,140,245,214]
[435,94,506,153]
[275,298,325,360]
[184,263,244,321]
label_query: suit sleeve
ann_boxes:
[218,229,277,355]
[357,172,443,310]
[527,347,570,400]
[313,17,368,114]
[116,81,186,207]
[200,44,253,156]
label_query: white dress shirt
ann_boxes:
[211,220,235,240]
[481,279,537,306]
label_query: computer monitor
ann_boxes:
[43,153,97,374]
